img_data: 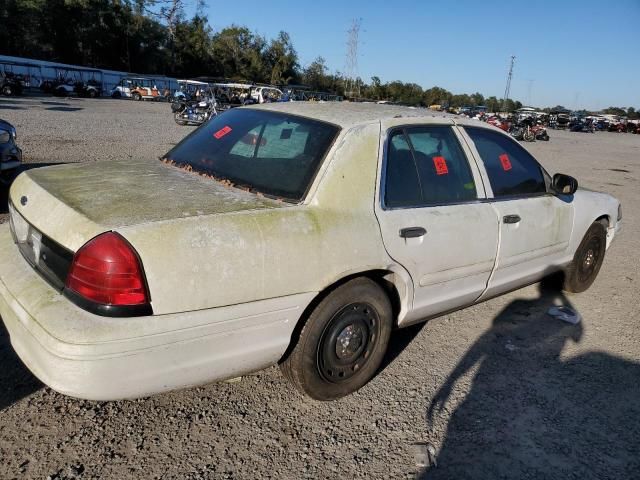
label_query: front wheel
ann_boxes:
[174,113,187,126]
[280,277,392,401]
[132,92,142,101]
[563,221,607,293]
[2,85,13,96]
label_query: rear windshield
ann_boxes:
[163,108,340,201]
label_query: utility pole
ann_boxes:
[345,18,362,99]
[503,55,515,112]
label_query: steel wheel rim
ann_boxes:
[578,236,602,282]
[317,302,380,383]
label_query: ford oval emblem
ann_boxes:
[20,196,28,206]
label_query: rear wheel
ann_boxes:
[2,85,13,96]
[563,221,607,293]
[280,278,392,401]
[132,92,142,101]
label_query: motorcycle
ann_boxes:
[486,116,510,132]
[172,96,218,126]
[531,123,549,141]
[510,117,536,142]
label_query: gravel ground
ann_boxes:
[0,96,639,479]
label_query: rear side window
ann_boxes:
[384,126,477,208]
[164,108,339,201]
[465,127,546,197]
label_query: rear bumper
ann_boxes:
[0,225,314,400]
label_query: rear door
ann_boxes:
[375,124,500,323]
[461,126,574,298]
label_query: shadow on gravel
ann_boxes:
[379,322,425,375]
[40,101,70,106]
[45,106,83,112]
[1,163,63,213]
[0,321,43,411]
[420,281,640,479]
[0,105,25,110]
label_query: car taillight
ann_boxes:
[66,232,149,306]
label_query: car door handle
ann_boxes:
[399,227,427,238]
[503,214,521,224]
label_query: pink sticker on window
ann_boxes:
[433,156,449,175]
[213,126,232,139]
[499,153,512,171]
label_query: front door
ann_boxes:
[375,125,500,323]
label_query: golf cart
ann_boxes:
[49,67,103,98]
[111,77,163,101]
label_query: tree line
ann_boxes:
[0,0,636,114]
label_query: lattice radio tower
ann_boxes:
[345,18,362,98]
[503,55,516,109]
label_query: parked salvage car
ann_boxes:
[0,119,22,180]
[0,104,621,401]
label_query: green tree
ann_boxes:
[264,31,299,85]
[603,106,626,116]
[303,57,329,91]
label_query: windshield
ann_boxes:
[163,108,340,201]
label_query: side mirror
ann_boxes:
[552,173,578,195]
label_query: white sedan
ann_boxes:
[0,103,621,401]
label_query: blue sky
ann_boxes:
[200,0,639,110]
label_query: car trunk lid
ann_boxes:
[9,158,283,252]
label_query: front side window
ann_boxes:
[384,126,477,208]
[164,108,339,201]
[464,127,547,198]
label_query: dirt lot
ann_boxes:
[0,96,639,479]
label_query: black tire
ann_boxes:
[111,91,121,99]
[563,221,607,293]
[132,92,142,101]
[88,89,97,98]
[2,85,12,96]
[280,277,393,401]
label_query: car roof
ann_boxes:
[246,102,498,131]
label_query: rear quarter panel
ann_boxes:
[120,122,393,315]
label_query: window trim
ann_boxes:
[462,125,552,200]
[380,125,483,211]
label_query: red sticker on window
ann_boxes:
[213,126,232,139]
[432,156,449,175]
[499,153,512,171]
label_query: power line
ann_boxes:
[525,78,534,106]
